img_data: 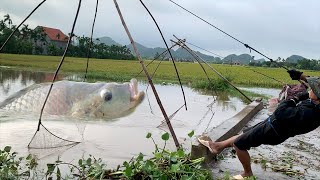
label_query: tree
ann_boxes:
[56,33,60,40]
[154,52,160,60]
[3,14,12,28]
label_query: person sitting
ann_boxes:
[198,69,320,179]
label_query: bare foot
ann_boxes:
[241,171,253,178]
[232,172,254,180]
[208,141,223,155]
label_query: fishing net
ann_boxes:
[6,0,89,150]
[28,123,80,158]
[28,123,80,149]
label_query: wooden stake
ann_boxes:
[113,0,180,149]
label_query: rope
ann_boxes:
[168,0,289,70]
[135,43,177,78]
[248,68,285,85]
[171,39,218,96]
[113,0,180,149]
[173,36,253,102]
[37,0,83,131]
[83,0,99,82]
[145,54,167,114]
[158,104,185,128]
[140,0,188,110]
[185,41,224,59]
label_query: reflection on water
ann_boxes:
[239,87,281,98]
[0,67,255,168]
[0,67,63,101]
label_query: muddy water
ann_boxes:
[0,67,277,168]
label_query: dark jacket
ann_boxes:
[271,99,320,137]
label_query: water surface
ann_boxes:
[0,67,279,168]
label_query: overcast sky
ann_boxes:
[1,0,319,60]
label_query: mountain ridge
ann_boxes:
[95,36,309,64]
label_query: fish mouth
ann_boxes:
[129,78,145,102]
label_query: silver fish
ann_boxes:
[0,79,145,119]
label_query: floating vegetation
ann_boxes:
[252,152,304,177]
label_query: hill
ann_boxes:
[94,36,121,46]
[94,36,314,65]
[223,54,256,65]
[126,42,219,62]
[94,36,269,63]
[126,42,167,59]
[286,55,306,63]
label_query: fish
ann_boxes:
[0,79,145,119]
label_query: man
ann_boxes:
[198,70,320,179]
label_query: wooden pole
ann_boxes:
[113,0,180,149]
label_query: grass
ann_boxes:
[0,53,319,89]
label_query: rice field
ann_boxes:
[0,53,319,88]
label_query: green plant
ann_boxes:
[43,131,212,179]
[0,146,38,180]
[191,78,231,91]
[115,131,212,179]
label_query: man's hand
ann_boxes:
[287,69,303,80]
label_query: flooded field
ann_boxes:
[2,67,318,179]
[0,67,252,168]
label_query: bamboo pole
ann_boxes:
[136,43,179,77]
[113,0,180,149]
[172,36,253,103]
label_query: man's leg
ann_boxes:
[206,135,253,177]
[234,145,253,177]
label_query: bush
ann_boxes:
[0,146,37,179]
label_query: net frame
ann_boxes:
[28,123,80,149]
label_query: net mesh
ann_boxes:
[28,123,80,149]
[28,141,78,160]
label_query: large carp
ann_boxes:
[0,79,145,119]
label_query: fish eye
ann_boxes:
[100,89,112,101]
[104,92,112,101]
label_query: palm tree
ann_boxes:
[0,20,6,30]
[4,14,12,28]
[20,24,31,39]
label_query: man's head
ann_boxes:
[307,77,320,101]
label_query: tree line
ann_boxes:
[248,58,320,71]
[0,14,135,60]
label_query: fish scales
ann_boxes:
[0,79,144,119]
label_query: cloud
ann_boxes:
[0,0,319,59]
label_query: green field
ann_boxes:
[0,53,319,89]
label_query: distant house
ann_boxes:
[233,61,241,65]
[34,26,69,54]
